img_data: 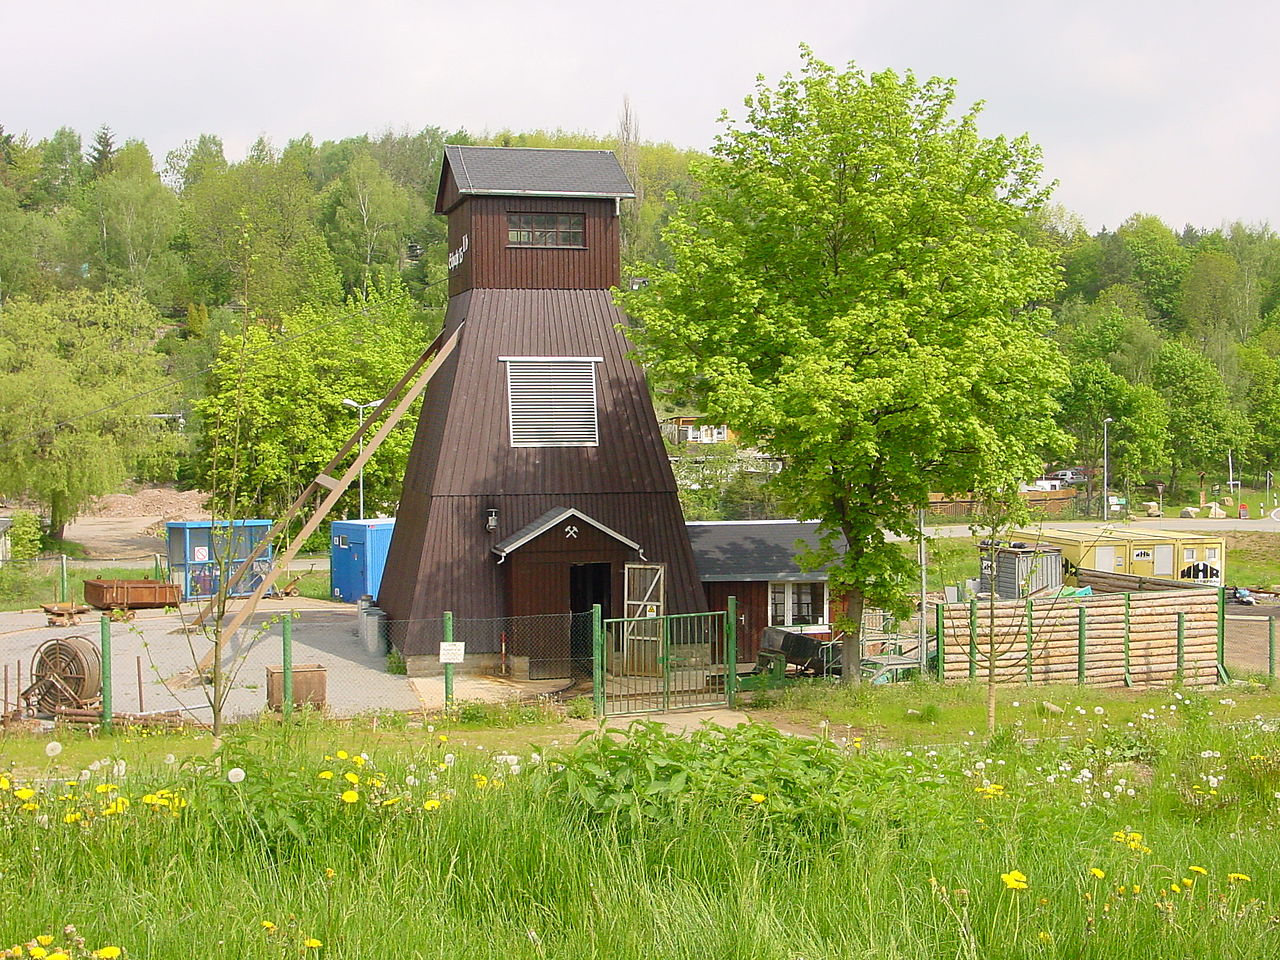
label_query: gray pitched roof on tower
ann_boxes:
[443,145,635,199]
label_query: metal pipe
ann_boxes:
[443,611,454,708]
[136,656,144,713]
[1077,605,1087,684]
[100,616,113,732]
[282,613,293,720]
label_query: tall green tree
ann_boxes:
[196,279,430,523]
[87,124,117,178]
[320,151,414,295]
[70,141,185,305]
[35,126,87,209]
[1150,341,1249,493]
[619,49,1068,680]
[0,289,172,536]
[1117,214,1191,327]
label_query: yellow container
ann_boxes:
[1013,527,1225,586]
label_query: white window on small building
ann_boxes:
[1206,547,1219,562]
[1184,547,1196,562]
[502,357,602,447]
[768,581,829,627]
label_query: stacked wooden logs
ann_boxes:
[936,589,1219,688]
[52,706,200,729]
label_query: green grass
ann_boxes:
[2,703,1279,958]
[750,678,1280,745]
[1222,531,1280,588]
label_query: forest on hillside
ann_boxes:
[0,118,1278,534]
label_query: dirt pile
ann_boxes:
[88,486,211,522]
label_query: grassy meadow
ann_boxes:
[2,683,1280,959]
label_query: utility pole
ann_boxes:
[342,399,378,519]
[1102,417,1113,519]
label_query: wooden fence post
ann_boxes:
[1176,612,1185,683]
[968,599,978,681]
[1024,597,1033,683]
[1122,593,1133,687]
[935,603,945,680]
[1076,605,1087,684]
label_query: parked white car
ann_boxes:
[1048,469,1088,485]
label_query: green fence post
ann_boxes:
[99,615,112,732]
[935,602,945,680]
[1024,598,1034,684]
[725,596,738,708]
[153,552,163,581]
[1176,612,1185,683]
[1077,605,1087,684]
[60,555,68,604]
[1122,593,1133,687]
[443,611,454,708]
[1216,587,1230,684]
[1269,616,1276,688]
[968,599,978,681]
[281,613,293,721]
[592,604,605,718]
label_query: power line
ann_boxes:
[0,279,447,452]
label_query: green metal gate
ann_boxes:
[591,604,737,716]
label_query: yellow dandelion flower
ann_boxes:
[343,772,360,785]
[1132,884,1141,894]
[1189,865,1208,876]
[35,938,53,948]
[63,811,82,824]
[29,948,47,959]
[352,755,366,767]
[318,771,334,780]
[1001,870,1029,890]
[20,802,38,811]
[336,750,349,760]
[0,775,9,790]
[93,948,122,959]
[340,790,359,804]
[380,796,402,806]
[1090,868,1106,879]
[94,784,116,794]
[423,799,441,811]
[438,734,448,743]
[261,921,276,931]
[15,788,35,801]
[1182,877,1194,888]
[304,938,322,948]
[46,953,68,960]
[324,868,336,878]
[1228,873,1251,883]
[750,793,766,804]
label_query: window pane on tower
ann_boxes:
[504,358,600,447]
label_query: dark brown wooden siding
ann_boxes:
[704,581,769,662]
[446,201,473,298]
[379,289,706,657]
[446,196,619,294]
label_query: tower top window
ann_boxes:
[508,213,585,248]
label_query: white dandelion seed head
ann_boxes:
[227,767,246,784]
[45,741,63,758]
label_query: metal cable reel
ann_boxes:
[23,636,103,716]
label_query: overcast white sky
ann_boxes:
[5,0,1276,232]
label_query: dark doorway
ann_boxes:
[569,562,611,675]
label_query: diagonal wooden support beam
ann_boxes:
[186,324,458,630]
[191,322,464,670]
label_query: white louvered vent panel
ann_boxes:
[505,360,600,447]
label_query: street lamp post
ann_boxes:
[1102,417,1114,519]
[342,398,378,519]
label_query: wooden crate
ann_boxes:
[266,663,327,711]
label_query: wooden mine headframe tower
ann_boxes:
[378,146,704,670]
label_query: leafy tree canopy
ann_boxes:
[619,48,1068,671]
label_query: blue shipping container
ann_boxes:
[330,519,396,603]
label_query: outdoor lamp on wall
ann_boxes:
[485,508,499,532]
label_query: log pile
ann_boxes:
[52,706,200,729]
[936,589,1219,688]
